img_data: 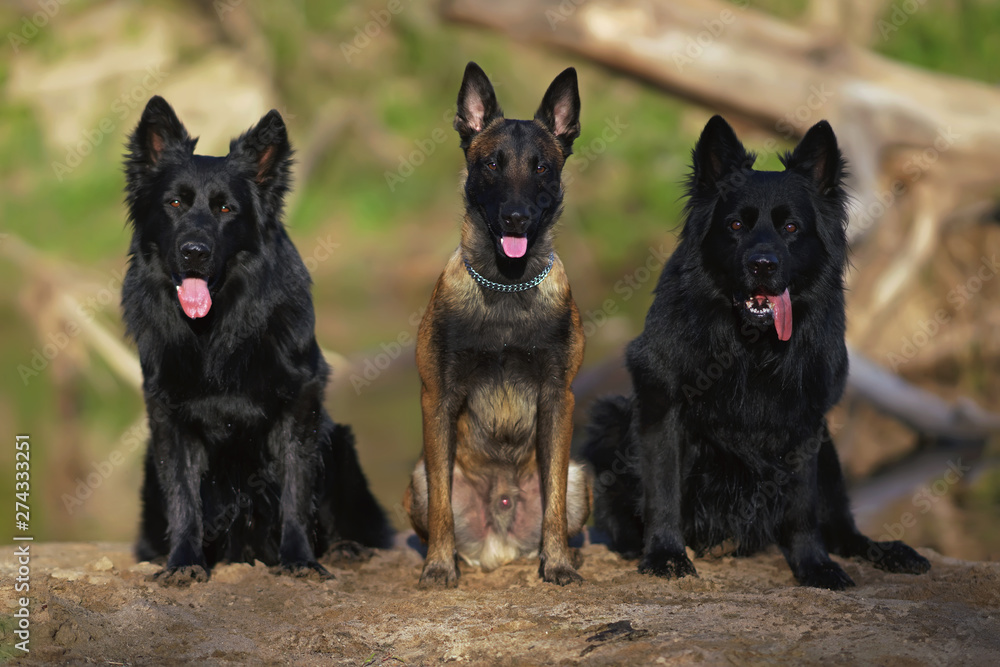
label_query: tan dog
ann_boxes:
[403,62,591,587]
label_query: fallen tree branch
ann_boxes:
[846,347,1000,441]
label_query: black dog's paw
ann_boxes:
[869,541,931,574]
[418,559,460,589]
[638,551,698,579]
[150,565,209,587]
[269,560,335,581]
[539,555,584,586]
[797,561,855,590]
[325,540,376,563]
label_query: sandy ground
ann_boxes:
[3,535,999,666]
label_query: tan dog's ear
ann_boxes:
[535,67,581,156]
[454,61,503,150]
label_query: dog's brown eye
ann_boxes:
[730,220,742,231]
[220,204,231,213]
[536,164,547,174]
[169,199,180,208]
[784,222,797,233]
[487,161,497,171]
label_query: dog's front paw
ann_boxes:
[638,550,698,579]
[151,564,209,587]
[869,541,931,574]
[539,555,584,586]
[418,558,459,589]
[269,560,335,580]
[796,561,855,590]
[541,564,584,586]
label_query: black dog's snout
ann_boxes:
[180,241,212,264]
[748,253,778,277]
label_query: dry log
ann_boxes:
[846,347,1000,442]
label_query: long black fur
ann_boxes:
[123,96,391,585]
[582,116,930,589]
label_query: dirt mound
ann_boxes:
[4,537,999,665]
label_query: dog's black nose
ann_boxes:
[502,209,529,231]
[180,241,212,264]
[748,254,778,276]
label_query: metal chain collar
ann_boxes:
[463,252,555,293]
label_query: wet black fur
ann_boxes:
[583,116,930,589]
[123,96,391,582]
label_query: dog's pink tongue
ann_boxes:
[501,235,528,258]
[177,278,212,319]
[773,288,792,342]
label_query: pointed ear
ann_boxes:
[230,109,293,187]
[535,67,581,156]
[454,62,503,150]
[126,96,195,173]
[690,115,754,193]
[782,120,844,194]
[229,110,293,218]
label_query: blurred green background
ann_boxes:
[2,0,999,558]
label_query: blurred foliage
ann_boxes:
[1,0,998,545]
[875,0,1000,83]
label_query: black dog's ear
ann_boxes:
[229,110,293,219]
[535,67,581,157]
[690,115,755,193]
[782,120,844,194]
[230,109,292,186]
[454,62,503,150]
[126,96,195,174]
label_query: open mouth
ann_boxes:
[499,234,528,259]
[744,295,775,317]
[173,274,213,319]
[739,288,792,341]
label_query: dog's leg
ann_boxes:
[418,383,461,588]
[778,442,855,590]
[635,393,698,579]
[136,445,170,563]
[148,405,210,586]
[536,386,583,585]
[816,424,930,575]
[272,383,332,580]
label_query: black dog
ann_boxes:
[403,63,591,587]
[583,116,930,589]
[123,96,392,585]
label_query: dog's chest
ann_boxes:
[444,299,569,453]
[444,296,569,381]
[149,343,305,446]
[449,328,555,399]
